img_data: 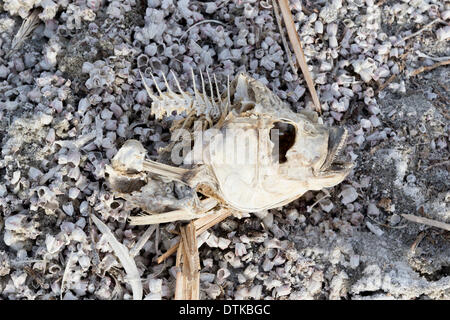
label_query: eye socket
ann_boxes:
[270,122,296,163]
[110,201,120,209]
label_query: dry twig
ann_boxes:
[401,214,450,232]
[174,242,185,299]
[395,19,445,45]
[376,22,448,94]
[415,50,450,62]
[129,225,157,258]
[277,0,321,113]
[366,214,408,230]
[174,222,200,300]
[424,160,450,171]
[408,231,426,258]
[60,253,76,300]
[375,46,412,94]
[24,266,47,289]
[156,209,232,264]
[409,60,450,77]
[431,84,450,104]
[272,0,298,75]
[7,9,41,58]
[376,73,399,95]
[130,208,210,225]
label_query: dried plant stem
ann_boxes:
[272,0,298,75]
[91,214,143,300]
[156,209,232,264]
[375,50,409,94]
[401,214,450,232]
[424,160,450,171]
[129,225,157,258]
[408,231,426,259]
[376,73,399,94]
[7,9,41,58]
[184,222,200,299]
[174,243,185,299]
[410,60,450,77]
[23,266,46,289]
[195,209,232,235]
[431,85,450,104]
[366,214,408,230]
[277,0,321,113]
[396,19,445,45]
[376,23,448,93]
[60,253,76,300]
[306,192,330,212]
[415,50,450,62]
[174,222,200,300]
[129,208,211,225]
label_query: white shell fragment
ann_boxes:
[339,186,359,205]
[365,221,384,237]
[436,26,450,41]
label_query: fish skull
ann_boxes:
[108,73,353,214]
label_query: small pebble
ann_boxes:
[367,203,380,216]
[389,214,401,226]
[339,186,358,205]
[366,221,384,237]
